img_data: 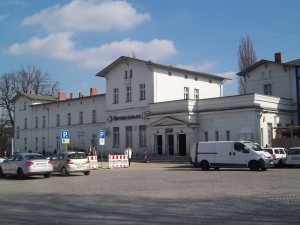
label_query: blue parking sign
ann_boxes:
[99,130,105,145]
[61,130,70,144]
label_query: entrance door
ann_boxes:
[156,135,162,155]
[168,134,174,155]
[178,134,186,156]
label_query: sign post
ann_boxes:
[99,130,105,169]
[61,130,70,152]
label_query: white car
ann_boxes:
[263,148,287,167]
[286,147,300,167]
[0,152,53,179]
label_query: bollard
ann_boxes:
[144,149,148,163]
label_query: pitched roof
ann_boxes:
[95,56,230,81]
[237,59,299,76]
[11,92,57,103]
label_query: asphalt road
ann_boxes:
[0,163,299,225]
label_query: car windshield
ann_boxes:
[24,154,47,160]
[68,153,87,159]
[244,142,263,151]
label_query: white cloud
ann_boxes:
[8,33,176,69]
[176,61,217,73]
[0,14,8,22]
[22,0,150,33]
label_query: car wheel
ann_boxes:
[84,171,90,176]
[44,173,51,178]
[200,160,210,171]
[17,168,26,180]
[0,167,5,178]
[249,161,259,171]
[61,167,69,176]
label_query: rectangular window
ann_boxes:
[35,116,38,128]
[194,88,199,100]
[139,125,147,147]
[35,137,38,151]
[264,84,272,95]
[92,110,96,123]
[226,130,230,141]
[204,132,208,142]
[42,137,45,150]
[79,111,83,124]
[184,87,189,99]
[126,86,132,102]
[24,118,27,129]
[140,83,146,100]
[67,113,71,125]
[113,88,119,104]
[23,101,27,110]
[129,69,133,78]
[42,116,46,128]
[24,138,27,150]
[215,131,219,141]
[126,126,133,147]
[124,70,128,79]
[113,127,120,148]
[56,114,60,126]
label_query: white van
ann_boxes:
[190,141,273,171]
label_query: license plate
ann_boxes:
[76,166,85,170]
[37,163,47,166]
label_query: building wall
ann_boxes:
[245,63,297,101]
[14,94,106,154]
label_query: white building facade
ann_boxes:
[12,55,297,155]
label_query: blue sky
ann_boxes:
[1,0,300,96]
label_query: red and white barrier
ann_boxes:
[108,154,129,168]
[88,155,98,169]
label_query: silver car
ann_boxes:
[0,152,53,179]
[51,152,91,176]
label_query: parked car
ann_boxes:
[50,152,91,176]
[263,147,287,167]
[285,147,300,167]
[0,152,53,179]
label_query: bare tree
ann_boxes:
[238,35,257,94]
[0,65,60,126]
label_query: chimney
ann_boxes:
[275,52,283,63]
[58,92,66,100]
[90,88,98,96]
[79,92,83,98]
[70,93,73,99]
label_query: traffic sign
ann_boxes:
[99,130,105,145]
[61,130,70,144]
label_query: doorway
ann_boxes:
[168,134,174,156]
[178,134,186,156]
[156,135,162,155]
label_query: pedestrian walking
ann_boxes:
[124,146,132,167]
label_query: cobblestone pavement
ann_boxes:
[0,163,299,225]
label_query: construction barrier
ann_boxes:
[108,154,129,168]
[88,155,98,170]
